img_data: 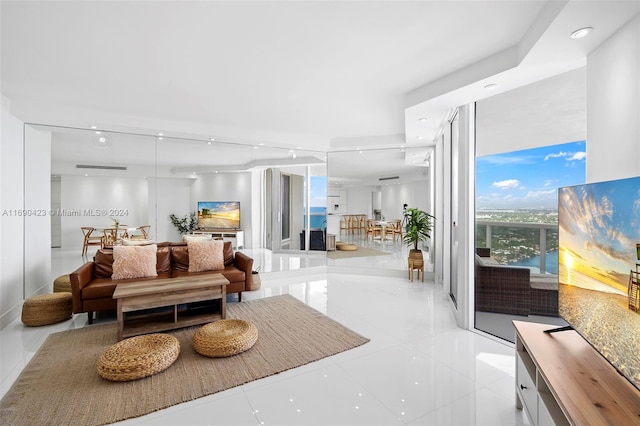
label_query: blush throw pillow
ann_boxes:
[188,240,224,272]
[112,244,158,280]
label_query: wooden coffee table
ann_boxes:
[112,275,229,341]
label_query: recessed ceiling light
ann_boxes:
[418,118,427,123]
[416,136,423,140]
[253,146,258,149]
[95,130,102,134]
[259,143,264,146]
[209,138,215,141]
[158,132,163,136]
[207,141,212,145]
[484,83,498,90]
[570,27,593,39]
[90,125,97,129]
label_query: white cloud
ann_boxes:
[568,151,586,161]
[544,151,569,161]
[492,179,520,190]
[544,151,586,162]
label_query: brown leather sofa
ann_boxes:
[70,241,256,324]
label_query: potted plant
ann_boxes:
[402,207,435,261]
[169,212,198,235]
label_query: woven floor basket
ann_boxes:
[97,334,180,381]
[53,274,72,293]
[21,293,72,326]
[193,319,258,358]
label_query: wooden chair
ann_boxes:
[102,227,127,246]
[81,227,103,256]
[365,219,382,241]
[340,215,350,234]
[390,219,402,242]
[132,225,151,239]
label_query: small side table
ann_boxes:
[326,233,336,251]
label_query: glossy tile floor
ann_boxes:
[1,243,530,426]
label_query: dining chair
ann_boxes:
[365,219,382,241]
[132,225,151,239]
[390,219,403,242]
[102,228,126,247]
[81,227,103,256]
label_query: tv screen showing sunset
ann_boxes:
[197,201,240,229]
[558,175,640,391]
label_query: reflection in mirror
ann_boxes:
[327,147,435,273]
[474,69,585,342]
[23,124,327,299]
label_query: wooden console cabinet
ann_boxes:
[513,321,640,425]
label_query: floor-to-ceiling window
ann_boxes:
[474,69,586,342]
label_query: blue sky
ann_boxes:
[309,176,327,208]
[476,141,586,209]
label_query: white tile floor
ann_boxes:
[1,240,531,426]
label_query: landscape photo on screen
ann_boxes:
[558,175,640,390]
[197,201,240,229]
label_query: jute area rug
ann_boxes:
[0,295,369,426]
[327,246,390,260]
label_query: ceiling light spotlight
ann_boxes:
[209,137,215,141]
[207,141,212,145]
[418,118,427,123]
[570,27,593,39]
[259,143,264,146]
[158,132,163,136]
[416,136,423,140]
[253,146,258,149]
[484,83,498,90]
[95,130,102,134]
[90,125,97,129]
[92,131,112,148]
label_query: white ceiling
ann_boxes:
[3,1,639,183]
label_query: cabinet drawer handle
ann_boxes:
[520,384,527,390]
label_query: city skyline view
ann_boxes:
[476,141,586,210]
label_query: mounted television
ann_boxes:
[558,175,640,391]
[197,201,240,230]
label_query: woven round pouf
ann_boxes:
[337,243,358,251]
[97,334,180,382]
[21,292,72,326]
[193,319,258,358]
[53,274,71,293]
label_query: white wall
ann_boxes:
[23,126,51,297]
[381,180,430,221]
[150,177,193,243]
[0,96,25,328]
[191,172,253,248]
[60,176,149,252]
[344,180,429,223]
[586,14,640,183]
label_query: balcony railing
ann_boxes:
[476,220,559,274]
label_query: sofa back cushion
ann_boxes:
[112,244,159,280]
[93,246,171,278]
[171,241,234,272]
[187,240,224,272]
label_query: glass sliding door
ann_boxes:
[474,69,586,342]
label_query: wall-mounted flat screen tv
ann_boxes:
[197,201,240,230]
[558,175,640,391]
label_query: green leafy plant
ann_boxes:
[402,207,435,251]
[169,212,198,235]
